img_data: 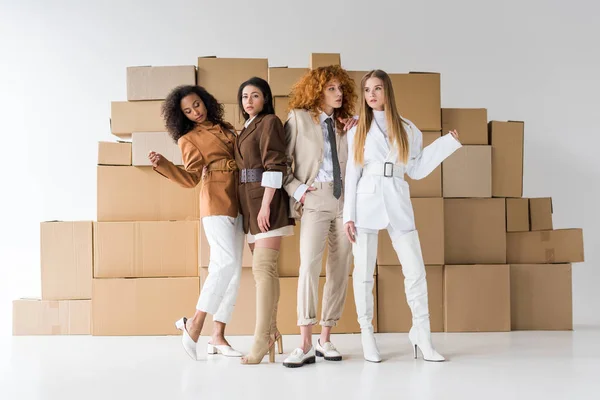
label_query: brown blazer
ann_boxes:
[154,121,239,219]
[234,114,294,235]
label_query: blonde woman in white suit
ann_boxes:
[343,70,461,363]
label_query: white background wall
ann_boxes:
[0,0,598,336]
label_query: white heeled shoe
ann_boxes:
[409,326,445,362]
[207,343,243,357]
[361,329,382,363]
[175,317,198,361]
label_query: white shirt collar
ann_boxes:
[244,115,258,128]
[319,110,334,125]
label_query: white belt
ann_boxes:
[362,162,404,178]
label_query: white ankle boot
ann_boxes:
[361,328,382,363]
[392,231,445,362]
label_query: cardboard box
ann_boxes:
[223,104,245,131]
[13,299,91,335]
[444,199,506,264]
[444,264,511,332]
[442,145,492,198]
[274,97,290,124]
[441,109,488,145]
[110,101,165,138]
[489,121,524,197]
[390,72,441,131]
[94,221,199,278]
[378,198,444,265]
[97,166,200,222]
[506,198,530,232]
[377,265,443,333]
[127,65,196,101]
[406,132,442,197]
[268,67,309,96]
[529,197,553,231]
[132,132,182,166]
[310,53,341,69]
[200,269,375,335]
[98,141,132,166]
[41,221,93,300]
[510,264,572,330]
[92,278,199,336]
[507,229,584,264]
[197,57,268,104]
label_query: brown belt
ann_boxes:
[206,159,238,172]
[240,168,264,184]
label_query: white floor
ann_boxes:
[1,328,599,400]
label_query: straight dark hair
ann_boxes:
[237,77,275,121]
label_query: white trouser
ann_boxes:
[197,215,245,324]
[353,227,429,332]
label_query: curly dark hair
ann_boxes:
[237,77,275,121]
[162,85,233,142]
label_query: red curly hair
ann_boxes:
[288,65,357,129]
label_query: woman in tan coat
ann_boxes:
[235,77,294,365]
[148,85,244,361]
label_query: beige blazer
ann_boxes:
[283,109,348,219]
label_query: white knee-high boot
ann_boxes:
[392,230,445,362]
[352,231,381,363]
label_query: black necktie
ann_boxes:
[325,118,342,199]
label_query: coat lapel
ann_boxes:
[237,114,263,150]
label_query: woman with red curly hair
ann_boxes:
[281,65,358,368]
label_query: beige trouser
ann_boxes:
[297,182,352,327]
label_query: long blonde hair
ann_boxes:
[353,70,409,165]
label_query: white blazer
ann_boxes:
[343,116,461,231]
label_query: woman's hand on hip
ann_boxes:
[344,221,357,244]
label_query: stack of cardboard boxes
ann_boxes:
[13,53,584,336]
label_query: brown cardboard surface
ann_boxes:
[268,67,309,96]
[442,145,492,198]
[41,221,93,300]
[506,198,530,232]
[132,132,182,166]
[389,72,441,131]
[98,142,132,166]
[92,278,199,336]
[507,229,584,264]
[442,108,488,145]
[529,198,553,231]
[13,299,91,335]
[347,70,368,112]
[444,199,506,264]
[489,121,524,197]
[378,198,444,265]
[377,265,443,333]
[97,166,200,222]
[127,65,196,101]
[510,264,572,330]
[197,57,268,104]
[110,101,166,138]
[200,269,375,335]
[406,132,442,197]
[274,96,290,124]
[222,104,245,131]
[444,265,511,332]
[94,221,199,278]
[310,53,341,69]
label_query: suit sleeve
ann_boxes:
[259,115,288,189]
[343,128,363,224]
[282,110,308,198]
[153,136,204,188]
[405,121,462,180]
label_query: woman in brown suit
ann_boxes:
[235,77,294,365]
[148,85,245,361]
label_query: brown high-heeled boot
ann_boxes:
[241,247,280,365]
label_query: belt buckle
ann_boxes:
[383,162,394,178]
[227,160,237,170]
[240,169,247,183]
